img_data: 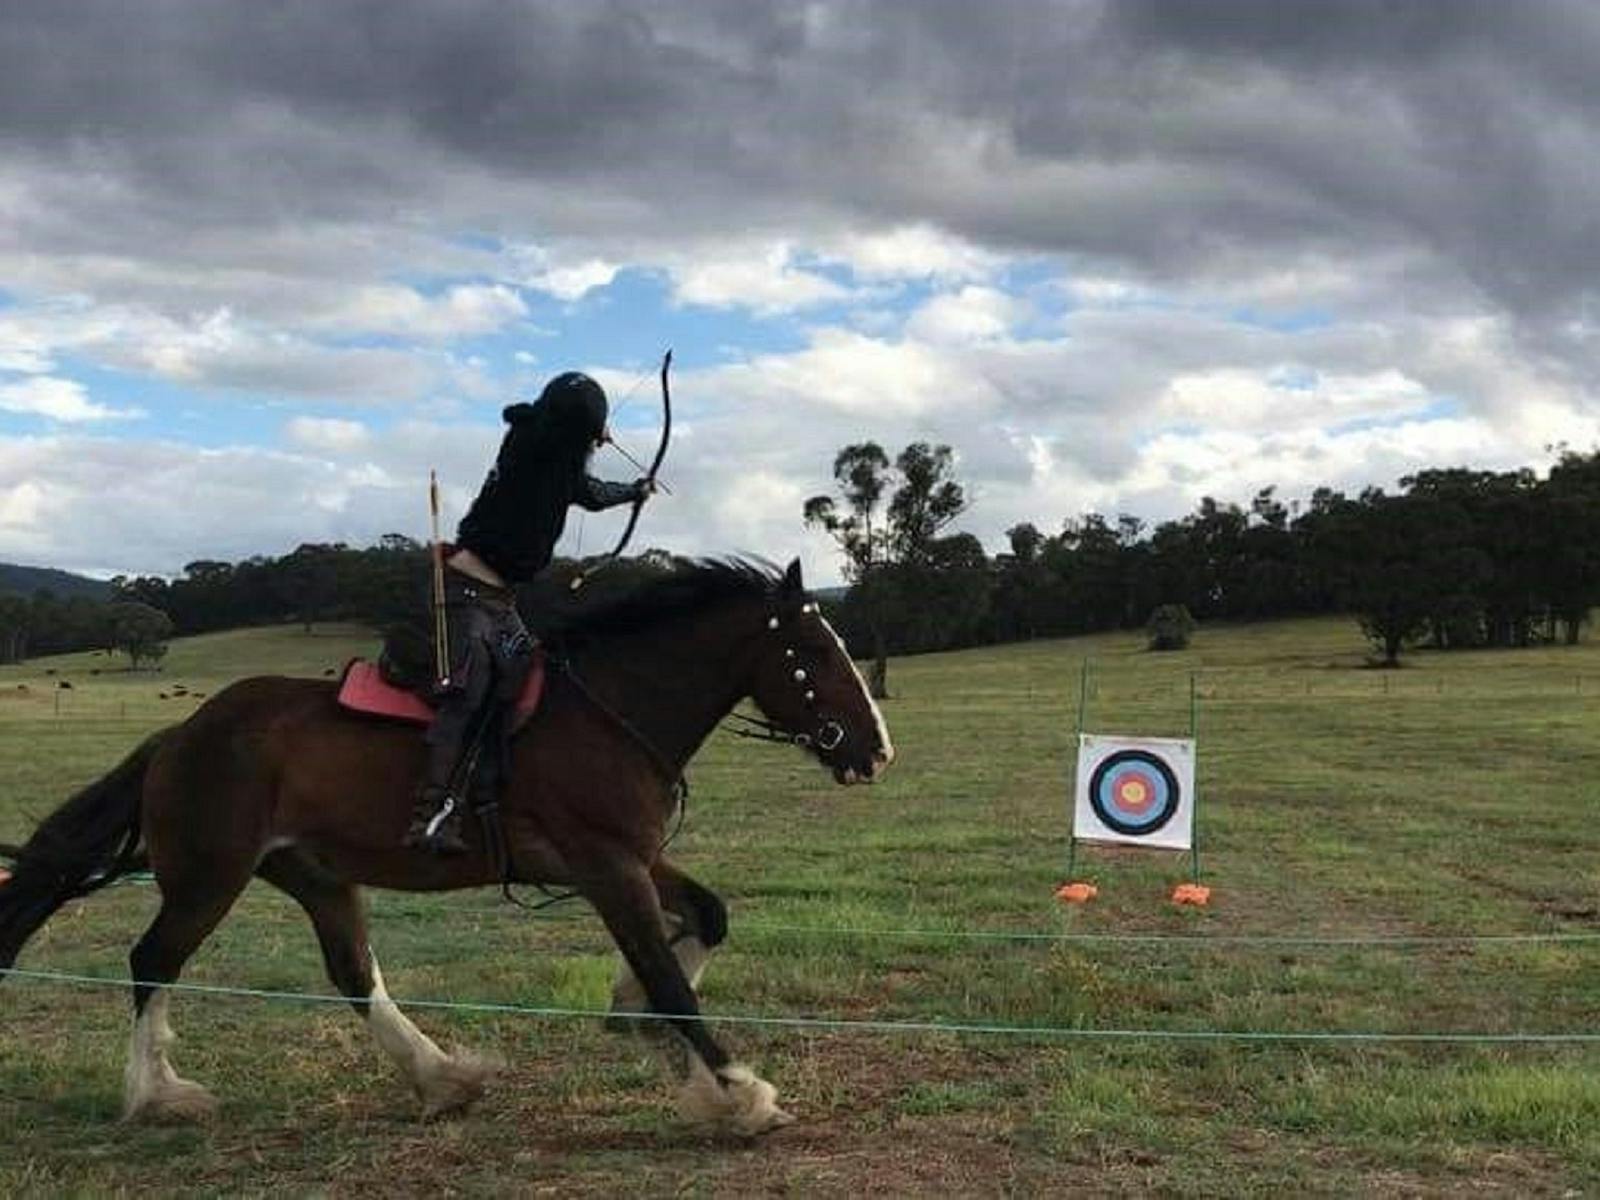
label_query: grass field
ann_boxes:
[3,616,1600,1196]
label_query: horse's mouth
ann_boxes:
[831,753,891,786]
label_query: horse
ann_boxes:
[0,558,894,1134]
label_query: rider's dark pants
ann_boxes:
[423,569,535,800]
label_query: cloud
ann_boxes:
[666,243,850,314]
[507,247,622,301]
[1,1,1598,583]
[0,376,140,423]
[314,284,528,339]
[820,225,1002,283]
[285,416,371,452]
[905,286,1026,344]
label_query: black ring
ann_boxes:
[1087,749,1180,837]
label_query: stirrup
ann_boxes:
[406,790,468,855]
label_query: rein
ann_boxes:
[552,656,690,799]
[488,654,690,913]
[723,710,845,751]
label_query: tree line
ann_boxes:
[0,537,431,667]
[3,448,1597,679]
[809,444,1600,688]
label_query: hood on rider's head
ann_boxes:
[503,372,608,450]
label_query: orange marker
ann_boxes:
[1171,883,1211,906]
[1055,881,1098,904]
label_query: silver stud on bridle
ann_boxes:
[726,596,854,754]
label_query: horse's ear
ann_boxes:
[782,558,804,593]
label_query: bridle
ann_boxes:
[724,597,849,753]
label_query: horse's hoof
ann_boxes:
[124,1078,220,1124]
[753,1105,797,1134]
[417,1050,501,1120]
[678,1062,791,1137]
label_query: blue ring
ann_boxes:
[1088,750,1180,836]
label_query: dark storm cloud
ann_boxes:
[4,1,1599,333]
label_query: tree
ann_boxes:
[109,601,174,670]
[806,442,969,694]
[1147,604,1196,651]
[277,543,346,632]
[0,592,28,663]
[887,443,966,564]
[1346,491,1446,666]
[804,443,893,696]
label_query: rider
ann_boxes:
[405,371,652,854]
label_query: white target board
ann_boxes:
[1073,734,1195,851]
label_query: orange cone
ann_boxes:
[1055,881,1098,904]
[1171,882,1211,906]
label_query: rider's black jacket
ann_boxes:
[455,396,641,584]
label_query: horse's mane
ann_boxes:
[542,557,783,644]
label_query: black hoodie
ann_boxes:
[454,374,641,583]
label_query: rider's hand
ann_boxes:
[634,477,657,499]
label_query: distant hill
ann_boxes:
[0,562,114,601]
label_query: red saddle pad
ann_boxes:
[337,651,547,731]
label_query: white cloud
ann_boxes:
[905,286,1026,344]
[504,243,621,301]
[285,416,371,452]
[709,326,974,418]
[821,225,1003,282]
[316,283,527,339]
[0,480,47,530]
[0,323,55,374]
[667,243,849,314]
[0,376,140,422]
[530,259,621,302]
[1160,366,1432,431]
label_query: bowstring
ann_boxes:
[599,349,673,490]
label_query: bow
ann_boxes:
[571,348,671,590]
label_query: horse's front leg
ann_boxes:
[577,849,791,1136]
[608,857,725,1027]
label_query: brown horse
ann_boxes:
[0,559,893,1134]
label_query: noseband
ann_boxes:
[725,599,850,752]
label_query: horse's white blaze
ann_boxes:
[818,615,894,769]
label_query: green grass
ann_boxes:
[3,616,1600,1194]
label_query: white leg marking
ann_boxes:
[123,991,218,1122]
[819,616,895,769]
[677,1054,793,1136]
[367,959,498,1118]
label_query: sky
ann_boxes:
[2,0,1599,585]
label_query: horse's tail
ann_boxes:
[0,727,170,972]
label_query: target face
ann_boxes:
[1073,734,1195,850]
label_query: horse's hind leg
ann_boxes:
[125,878,252,1122]
[255,849,497,1119]
[608,857,726,1028]
[578,849,790,1135]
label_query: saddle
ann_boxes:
[336,653,548,732]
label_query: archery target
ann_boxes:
[1073,734,1195,850]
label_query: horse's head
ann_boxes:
[744,559,895,785]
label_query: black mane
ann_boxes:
[541,557,785,643]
